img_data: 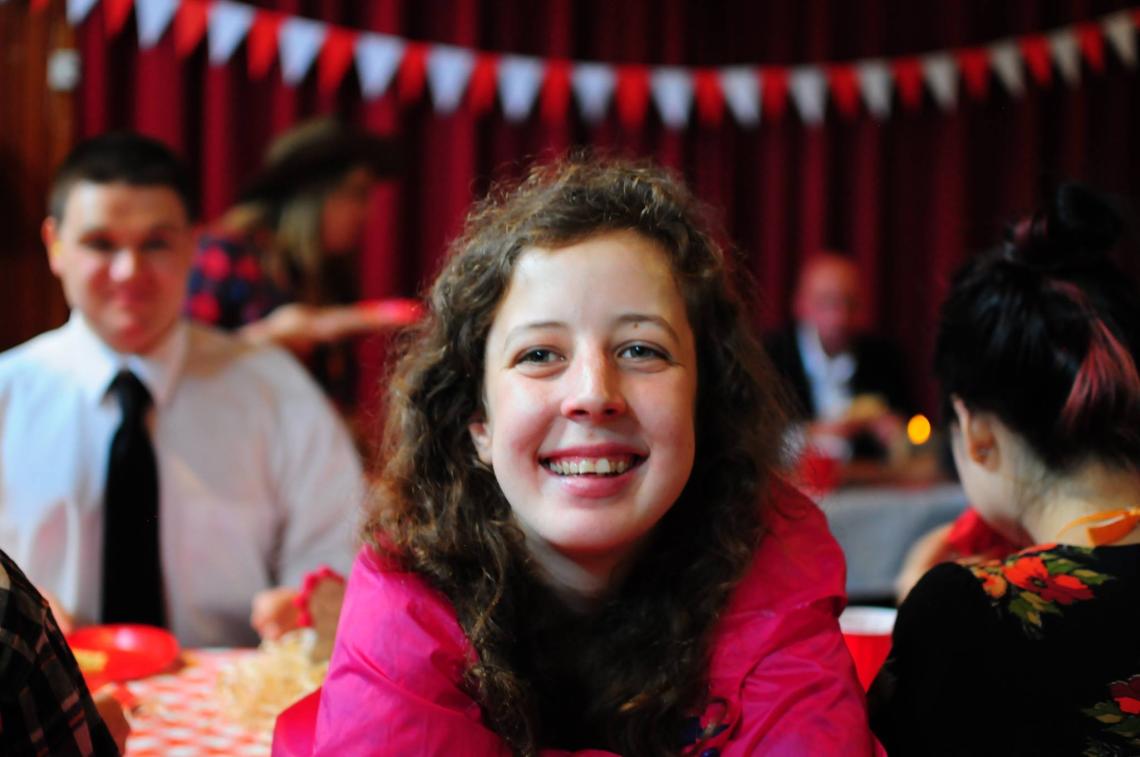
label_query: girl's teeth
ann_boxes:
[547,457,632,476]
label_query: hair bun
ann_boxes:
[1007,183,1122,268]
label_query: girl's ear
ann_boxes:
[950,395,1000,470]
[468,416,493,467]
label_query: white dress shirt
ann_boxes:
[0,314,363,646]
[796,323,856,422]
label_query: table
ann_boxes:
[123,649,271,757]
[816,482,968,601]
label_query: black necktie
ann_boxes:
[101,370,166,627]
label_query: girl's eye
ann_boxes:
[619,343,668,361]
[517,348,561,365]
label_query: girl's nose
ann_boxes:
[560,352,628,419]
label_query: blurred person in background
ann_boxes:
[185,118,413,414]
[0,132,362,648]
[869,185,1140,754]
[766,251,912,466]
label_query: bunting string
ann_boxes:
[48,0,1140,129]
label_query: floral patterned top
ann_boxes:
[869,542,1140,756]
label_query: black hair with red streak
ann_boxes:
[935,183,1140,471]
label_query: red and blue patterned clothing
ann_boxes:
[186,230,288,331]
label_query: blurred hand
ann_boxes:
[239,302,416,354]
[250,586,302,641]
[93,689,131,753]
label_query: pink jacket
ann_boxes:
[314,485,873,755]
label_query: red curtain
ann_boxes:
[75,0,1140,417]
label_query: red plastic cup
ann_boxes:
[839,606,896,690]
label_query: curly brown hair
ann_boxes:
[367,155,789,755]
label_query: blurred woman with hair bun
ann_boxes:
[870,184,1140,755]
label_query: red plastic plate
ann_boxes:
[67,624,180,689]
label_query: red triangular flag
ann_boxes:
[318,27,357,95]
[398,43,428,103]
[174,0,210,57]
[466,54,498,115]
[693,69,724,127]
[891,57,924,110]
[104,0,134,38]
[615,65,650,129]
[247,10,283,79]
[541,59,572,124]
[761,66,788,121]
[1076,22,1106,73]
[956,47,990,99]
[1019,35,1052,85]
[827,64,860,119]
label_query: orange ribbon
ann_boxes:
[1056,507,1140,546]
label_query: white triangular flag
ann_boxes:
[426,45,475,114]
[788,66,826,125]
[571,62,616,123]
[649,67,694,129]
[355,33,405,100]
[922,53,958,110]
[1049,29,1082,86]
[67,0,99,24]
[498,55,544,122]
[207,1,254,65]
[989,40,1026,97]
[135,0,179,48]
[855,59,892,119]
[278,17,327,85]
[718,66,760,126]
[1103,11,1137,69]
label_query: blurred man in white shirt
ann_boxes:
[0,133,362,646]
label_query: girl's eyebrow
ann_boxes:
[503,320,566,346]
[616,313,680,342]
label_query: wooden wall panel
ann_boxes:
[0,0,74,351]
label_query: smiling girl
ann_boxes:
[313,158,871,755]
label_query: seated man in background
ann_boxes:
[0,133,362,647]
[766,251,911,466]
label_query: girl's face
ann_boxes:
[470,230,698,575]
[320,166,374,254]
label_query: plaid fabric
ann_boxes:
[0,550,118,756]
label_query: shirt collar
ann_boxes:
[796,322,855,381]
[63,312,189,408]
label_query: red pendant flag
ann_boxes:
[827,64,860,118]
[956,47,990,99]
[247,10,283,79]
[318,27,357,95]
[693,69,724,127]
[760,66,788,121]
[174,0,209,57]
[891,57,924,110]
[1076,23,1106,73]
[540,59,572,124]
[1019,35,1052,85]
[104,0,134,38]
[615,65,650,129]
[398,43,428,103]
[467,54,499,115]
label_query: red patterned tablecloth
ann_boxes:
[123,648,272,757]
